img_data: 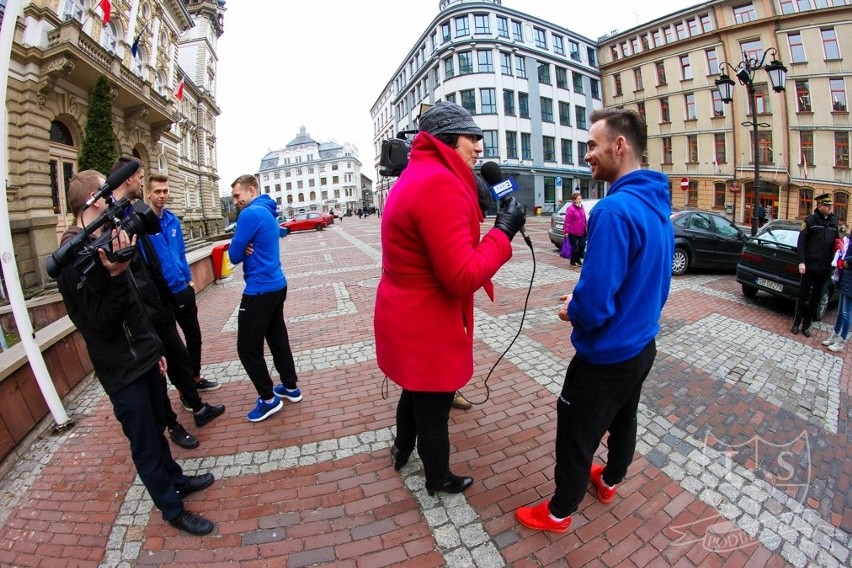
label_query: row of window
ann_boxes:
[611,11,714,60]
[441,51,600,97]
[438,88,589,130]
[397,10,599,93]
[260,174,354,187]
[471,130,590,165]
[787,27,842,63]
[261,189,354,203]
[655,130,849,169]
[608,4,844,64]
[629,76,847,124]
[261,162,352,179]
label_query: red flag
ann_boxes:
[98,0,111,25]
[173,76,185,101]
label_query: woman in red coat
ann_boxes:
[374,102,526,495]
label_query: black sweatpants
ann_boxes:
[549,340,657,518]
[237,287,298,401]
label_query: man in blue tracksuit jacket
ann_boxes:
[229,174,301,422]
[516,108,673,534]
[143,174,219,393]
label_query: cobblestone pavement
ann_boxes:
[0,216,849,567]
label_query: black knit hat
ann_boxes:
[418,102,483,140]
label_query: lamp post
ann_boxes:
[715,47,787,236]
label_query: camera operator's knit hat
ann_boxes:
[419,102,483,140]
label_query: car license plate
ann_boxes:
[756,277,783,292]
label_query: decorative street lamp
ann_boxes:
[715,47,787,236]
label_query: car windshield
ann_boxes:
[754,227,799,247]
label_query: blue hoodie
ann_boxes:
[568,169,673,364]
[228,194,287,295]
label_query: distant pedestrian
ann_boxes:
[563,193,587,267]
[229,174,302,422]
[515,108,673,534]
[757,204,766,227]
[791,194,838,337]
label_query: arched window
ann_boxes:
[298,193,305,202]
[49,120,78,238]
[287,195,293,204]
[309,191,317,201]
[154,70,165,96]
[798,188,813,219]
[133,46,147,77]
[101,21,119,53]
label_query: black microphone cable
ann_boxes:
[461,217,534,406]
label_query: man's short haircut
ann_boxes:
[148,173,169,189]
[110,155,143,175]
[589,108,648,158]
[231,174,259,190]
[67,170,105,217]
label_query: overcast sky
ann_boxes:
[214,0,697,196]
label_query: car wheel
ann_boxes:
[315,224,324,231]
[552,241,561,250]
[814,286,831,322]
[741,284,758,298]
[672,247,689,276]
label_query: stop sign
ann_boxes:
[680,177,689,191]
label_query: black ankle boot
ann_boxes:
[390,444,412,471]
[425,473,473,496]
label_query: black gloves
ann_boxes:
[494,196,527,241]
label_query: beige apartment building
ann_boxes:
[4,0,225,291]
[598,0,851,227]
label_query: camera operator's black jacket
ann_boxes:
[57,227,163,395]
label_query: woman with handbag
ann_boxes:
[563,193,587,267]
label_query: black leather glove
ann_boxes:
[494,196,527,241]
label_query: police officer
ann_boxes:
[792,193,838,337]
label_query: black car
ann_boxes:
[736,219,836,321]
[671,209,747,276]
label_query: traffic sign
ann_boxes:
[680,177,689,192]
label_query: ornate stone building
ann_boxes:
[4,0,225,291]
[598,0,851,226]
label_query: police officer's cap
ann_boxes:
[815,193,832,205]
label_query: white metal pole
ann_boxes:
[0,0,73,429]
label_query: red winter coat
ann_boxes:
[374,132,513,392]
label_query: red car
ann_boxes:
[321,211,334,225]
[281,212,327,233]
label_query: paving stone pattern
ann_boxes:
[0,216,848,567]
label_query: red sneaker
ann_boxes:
[515,501,572,534]
[590,464,617,504]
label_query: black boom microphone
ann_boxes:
[480,161,528,242]
[83,160,140,210]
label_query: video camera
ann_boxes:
[46,163,161,279]
[379,130,417,177]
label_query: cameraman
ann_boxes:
[56,170,216,535]
[109,157,224,449]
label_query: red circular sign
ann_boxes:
[680,177,689,191]
[731,182,740,193]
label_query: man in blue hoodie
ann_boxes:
[229,174,301,422]
[516,108,673,533]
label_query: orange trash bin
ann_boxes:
[211,243,233,280]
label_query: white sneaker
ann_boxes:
[822,333,840,346]
[827,339,845,352]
